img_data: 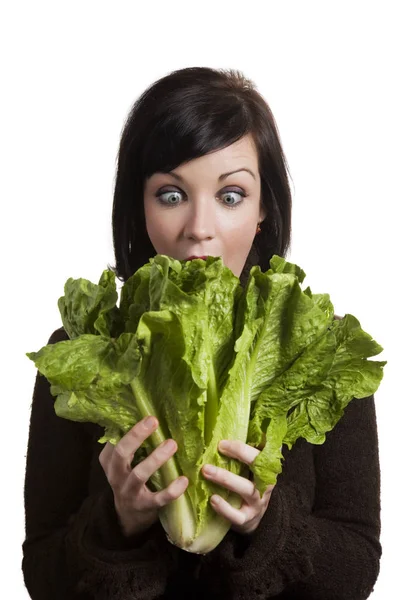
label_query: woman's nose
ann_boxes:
[183,199,216,240]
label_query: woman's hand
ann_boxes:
[99,416,188,537]
[202,440,275,535]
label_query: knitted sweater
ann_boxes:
[22,327,382,600]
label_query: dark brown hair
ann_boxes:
[109,66,293,287]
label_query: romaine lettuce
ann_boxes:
[27,254,386,553]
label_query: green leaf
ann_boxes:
[241,265,334,445]
[27,333,143,442]
[252,414,288,493]
[267,254,307,284]
[58,269,123,339]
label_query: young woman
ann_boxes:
[22,66,381,599]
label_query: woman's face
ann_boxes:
[143,133,266,277]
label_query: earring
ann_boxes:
[256,223,262,235]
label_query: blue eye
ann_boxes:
[155,188,246,209]
[157,190,182,205]
[221,191,245,207]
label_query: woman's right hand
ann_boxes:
[99,415,188,538]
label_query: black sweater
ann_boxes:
[22,327,382,599]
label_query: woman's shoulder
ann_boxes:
[47,326,69,344]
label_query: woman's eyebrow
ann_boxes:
[157,168,256,182]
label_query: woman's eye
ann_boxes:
[153,190,180,206]
[221,190,245,207]
[156,188,245,208]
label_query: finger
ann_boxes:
[218,440,260,466]
[210,494,247,526]
[127,438,178,489]
[152,476,189,509]
[107,416,159,488]
[202,464,259,504]
[98,441,115,471]
[263,484,275,498]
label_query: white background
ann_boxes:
[1,1,402,597]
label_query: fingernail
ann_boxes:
[219,440,230,451]
[203,464,217,476]
[144,416,157,429]
[162,439,176,451]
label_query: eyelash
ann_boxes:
[154,187,247,210]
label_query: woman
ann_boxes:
[22,66,381,599]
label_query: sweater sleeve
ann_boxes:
[199,395,382,600]
[22,328,181,600]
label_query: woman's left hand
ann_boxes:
[201,440,275,535]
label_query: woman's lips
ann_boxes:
[187,255,208,260]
